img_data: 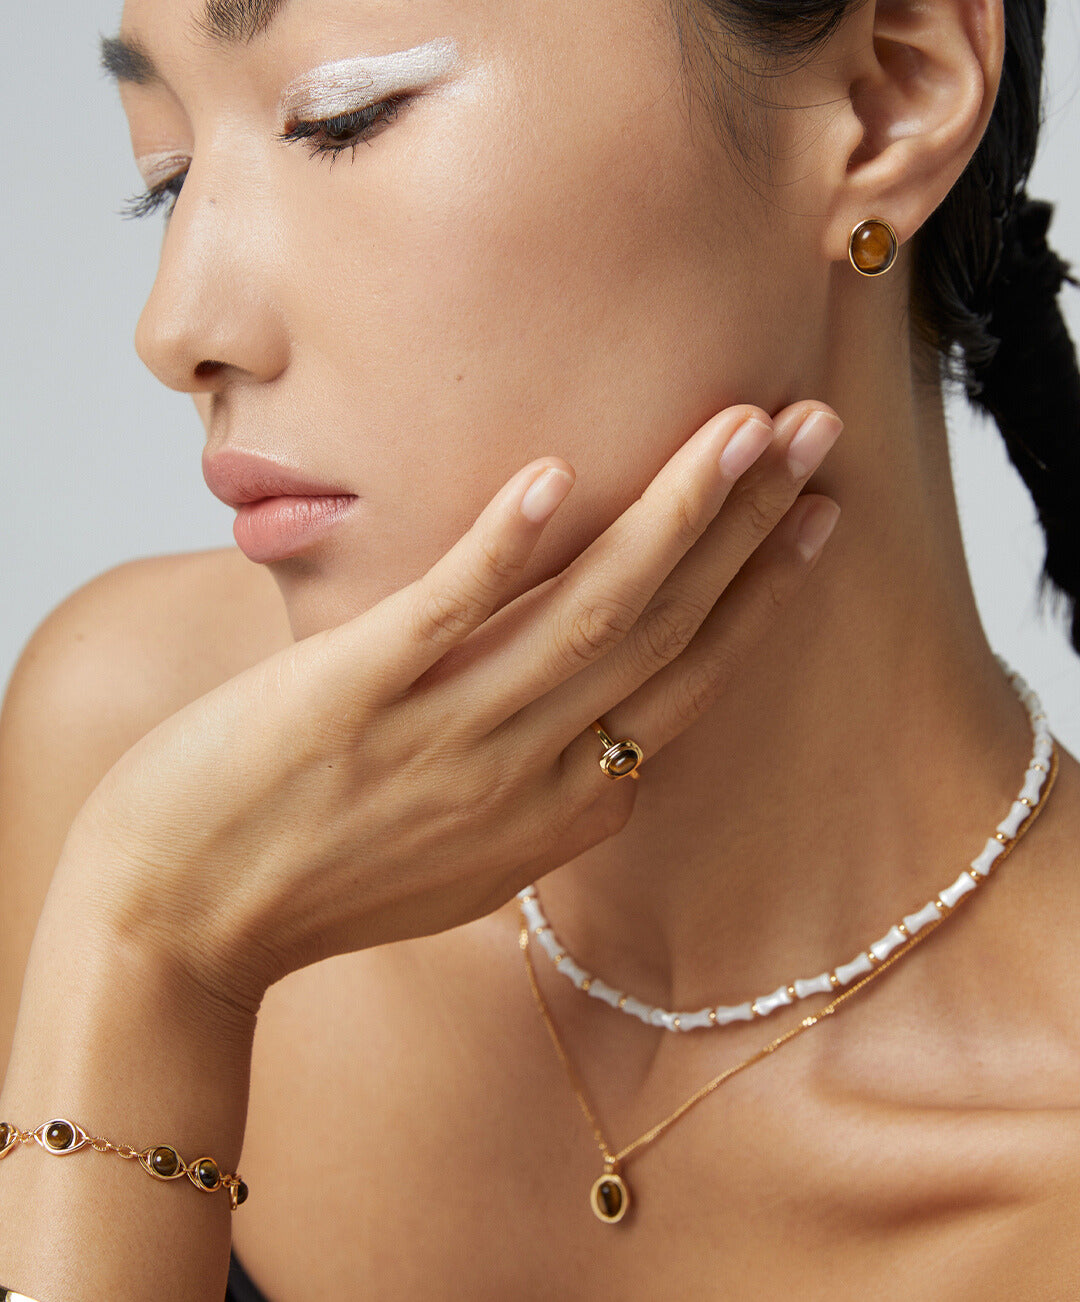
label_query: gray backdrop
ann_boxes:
[3,1,1080,754]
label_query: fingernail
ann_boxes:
[717,417,773,480]
[787,411,843,478]
[796,500,841,560]
[520,467,574,523]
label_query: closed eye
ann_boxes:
[122,170,187,220]
[278,94,411,165]
[120,94,411,222]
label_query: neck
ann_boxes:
[531,320,1039,1015]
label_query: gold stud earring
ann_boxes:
[847,217,899,276]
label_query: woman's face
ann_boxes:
[116,0,824,636]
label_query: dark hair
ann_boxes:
[667,0,1080,652]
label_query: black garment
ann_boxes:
[226,1248,273,1302]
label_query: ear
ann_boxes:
[811,0,1005,263]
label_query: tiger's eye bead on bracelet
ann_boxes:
[0,1117,248,1211]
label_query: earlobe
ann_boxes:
[819,0,1004,264]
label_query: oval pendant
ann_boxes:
[590,1171,630,1223]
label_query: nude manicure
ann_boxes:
[796,501,841,560]
[786,411,843,478]
[521,467,574,523]
[717,418,773,480]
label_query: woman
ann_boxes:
[1,0,1078,1296]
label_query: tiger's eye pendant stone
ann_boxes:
[590,1167,630,1223]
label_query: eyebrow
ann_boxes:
[100,33,158,85]
[196,0,289,43]
[100,0,290,84]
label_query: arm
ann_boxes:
[1,401,841,1300]
[0,884,255,1302]
[0,552,288,1302]
[0,549,289,1074]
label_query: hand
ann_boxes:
[55,399,842,1022]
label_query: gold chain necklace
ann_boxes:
[519,740,1059,1224]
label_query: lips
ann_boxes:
[202,448,358,563]
[202,447,352,507]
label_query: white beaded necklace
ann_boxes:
[518,657,1053,1032]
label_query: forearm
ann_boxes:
[0,868,258,1302]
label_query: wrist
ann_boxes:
[0,894,256,1299]
[49,814,272,1034]
[2,898,257,1136]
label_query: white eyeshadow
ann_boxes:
[135,151,190,187]
[279,36,460,124]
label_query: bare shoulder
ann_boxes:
[2,546,290,753]
[0,546,291,1067]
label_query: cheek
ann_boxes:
[274,30,816,630]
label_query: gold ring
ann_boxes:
[590,719,644,780]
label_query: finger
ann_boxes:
[466,399,838,737]
[432,403,780,733]
[555,492,841,798]
[517,402,842,750]
[339,458,576,698]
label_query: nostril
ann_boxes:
[194,359,226,381]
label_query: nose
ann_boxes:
[134,161,290,394]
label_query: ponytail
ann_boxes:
[968,195,1080,650]
[907,0,1080,655]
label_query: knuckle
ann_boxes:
[670,492,704,551]
[669,655,726,726]
[742,491,780,540]
[414,586,484,642]
[478,531,526,586]
[413,530,526,645]
[635,597,701,670]
[556,593,639,667]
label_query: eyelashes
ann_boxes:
[277,92,409,162]
[122,172,186,220]
[122,93,411,221]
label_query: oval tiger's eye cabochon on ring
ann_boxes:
[600,740,643,778]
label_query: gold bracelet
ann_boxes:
[0,1117,248,1211]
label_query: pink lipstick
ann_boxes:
[202,449,358,563]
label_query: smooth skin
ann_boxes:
[2,0,1080,1298]
[0,397,840,1300]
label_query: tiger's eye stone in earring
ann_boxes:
[848,218,898,275]
[0,1122,11,1151]
[236,1179,250,1205]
